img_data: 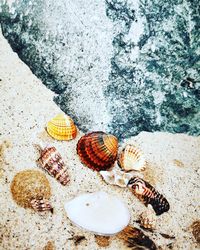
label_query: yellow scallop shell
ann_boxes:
[47,113,77,141]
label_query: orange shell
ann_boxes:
[77,131,118,171]
[47,113,77,141]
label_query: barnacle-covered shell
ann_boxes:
[47,113,77,141]
[37,146,70,186]
[128,177,170,215]
[117,225,157,250]
[139,205,156,229]
[11,170,51,211]
[100,169,134,188]
[118,144,146,171]
[77,131,118,171]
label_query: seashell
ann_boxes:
[11,170,52,212]
[64,191,130,235]
[139,205,156,229]
[47,113,77,141]
[95,235,110,247]
[191,220,200,243]
[43,241,55,250]
[77,131,118,171]
[118,144,146,171]
[37,145,70,186]
[128,177,170,215]
[100,169,135,188]
[117,225,157,250]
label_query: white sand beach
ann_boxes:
[0,27,200,249]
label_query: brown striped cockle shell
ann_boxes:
[37,146,70,186]
[139,205,156,230]
[77,131,118,171]
[11,170,52,212]
[47,113,77,141]
[128,177,170,215]
[118,144,146,172]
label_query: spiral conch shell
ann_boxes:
[118,144,146,171]
[139,205,156,229]
[77,131,118,171]
[128,177,170,215]
[37,146,70,186]
[11,170,52,212]
[47,113,77,141]
[100,169,135,188]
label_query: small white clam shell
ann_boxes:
[64,191,130,235]
[100,169,134,188]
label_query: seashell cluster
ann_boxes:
[47,113,77,141]
[77,131,118,171]
[11,170,52,212]
[118,144,146,172]
[64,191,130,235]
[117,225,157,250]
[128,177,170,215]
[139,205,156,229]
[100,168,135,188]
[37,146,70,186]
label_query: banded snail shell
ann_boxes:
[77,131,118,171]
[37,146,70,186]
[128,177,170,215]
[47,113,77,141]
[118,144,146,172]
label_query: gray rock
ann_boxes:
[0,0,199,139]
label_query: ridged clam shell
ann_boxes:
[139,205,156,229]
[37,146,70,186]
[118,144,146,171]
[47,113,77,141]
[30,198,53,213]
[10,170,52,211]
[128,177,170,215]
[100,169,134,188]
[77,131,118,171]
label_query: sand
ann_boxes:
[0,27,199,250]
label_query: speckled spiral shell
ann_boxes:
[37,146,70,186]
[11,170,51,211]
[100,169,135,188]
[47,113,77,141]
[118,144,146,171]
[77,131,118,171]
[128,177,170,215]
[117,225,157,250]
[139,205,156,229]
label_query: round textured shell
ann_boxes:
[118,144,146,171]
[47,113,77,141]
[77,131,118,171]
[11,170,51,208]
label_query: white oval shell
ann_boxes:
[100,169,135,188]
[64,191,130,235]
[118,144,146,171]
